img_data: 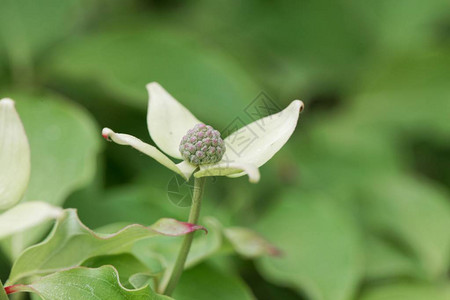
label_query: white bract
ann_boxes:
[0,98,30,209]
[102,83,304,183]
[0,98,63,238]
[0,202,62,239]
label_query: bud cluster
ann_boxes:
[179,124,225,165]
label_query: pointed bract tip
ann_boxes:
[249,176,260,184]
[291,100,305,113]
[248,168,261,184]
[145,81,161,92]
[0,98,15,107]
[102,128,112,141]
[298,100,305,113]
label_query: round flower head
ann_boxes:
[179,124,225,165]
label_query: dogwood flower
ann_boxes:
[102,83,304,183]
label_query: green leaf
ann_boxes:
[43,23,260,127]
[180,0,370,98]
[360,174,450,279]
[291,72,450,282]
[129,274,155,291]
[350,50,450,139]
[364,236,419,280]
[134,217,223,292]
[65,182,185,229]
[293,116,400,200]
[6,266,171,300]
[134,216,223,268]
[224,227,280,258]
[13,92,100,206]
[173,263,253,300]
[0,280,7,300]
[255,189,363,300]
[360,282,450,300]
[81,253,155,289]
[134,214,281,293]
[0,0,100,71]
[351,0,450,53]
[7,209,205,285]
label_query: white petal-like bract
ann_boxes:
[196,162,260,183]
[0,202,63,239]
[176,160,197,181]
[224,100,303,173]
[102,128,190,180]
[147,82,201,159]
[0,98,31,209]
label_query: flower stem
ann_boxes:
[163,177,206,296]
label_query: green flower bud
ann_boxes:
[179,124,225,165]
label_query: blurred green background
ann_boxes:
[1,0,450,299]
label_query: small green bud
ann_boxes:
[179,124,225,165]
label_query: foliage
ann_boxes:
[6,266,172,300]
[1,0,449,299]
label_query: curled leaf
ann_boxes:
[6,266,172,299]
[151,218,207,236]
[81,253,155,289]
[224,227,281,258]
[8,209,205,284]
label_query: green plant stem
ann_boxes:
[163,177,206,296]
